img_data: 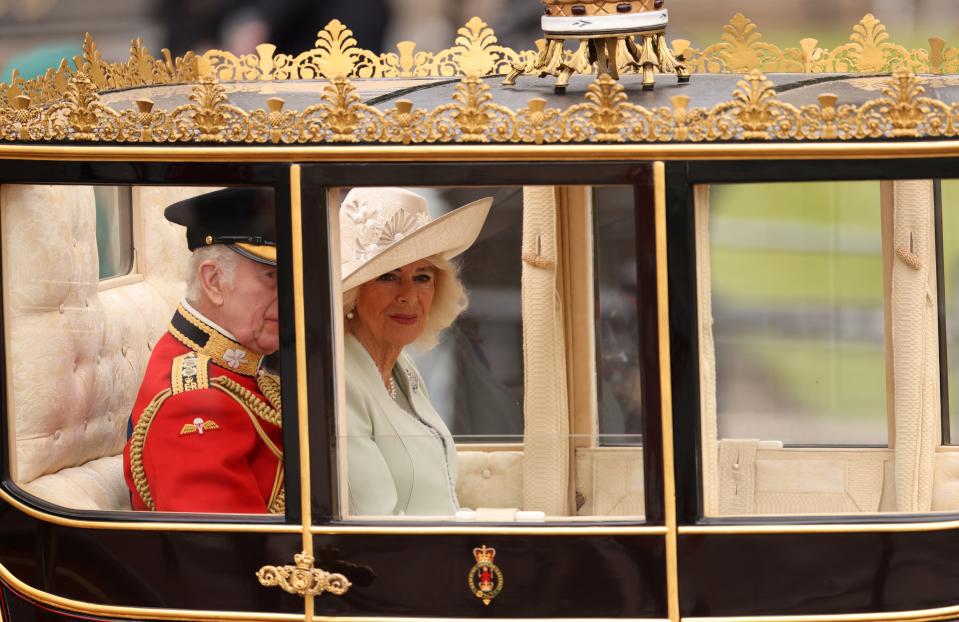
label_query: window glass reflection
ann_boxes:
[709,181,887,446]
[594,186,642,446]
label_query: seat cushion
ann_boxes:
[20,455,131,511]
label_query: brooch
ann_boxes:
[405,368,419,392]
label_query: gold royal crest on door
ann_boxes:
[467,545,503,605]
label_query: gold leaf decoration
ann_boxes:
[687,14,794,73]
[817,14,924,73]
[3,14,959,112]
[679,13,954,74]
[45,72,119,141]
[202,17,537,81]
[171,76,249,142]
[247,97,298,144]
[428,17,536,77]
[4,68,959,144]
[857,69,954,138]
[78,33,110,89]
[581,74,630,141]
[117,98,171,143]
[0,95,44,141]
[708,71,802,140]
[513,97,564,144]
[449,75,497,141]
[381,99,430,144]
[311,76,369,142]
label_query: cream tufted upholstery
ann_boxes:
[2,184,200,511]
[455,450,523,510]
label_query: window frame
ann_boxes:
[668,157,959,527]
[298,161,666,526]
[0,160,302,527]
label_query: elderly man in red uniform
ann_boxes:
[123,188,283,513]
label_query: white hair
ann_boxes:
[343,255,468,351]
[185,245,239,305]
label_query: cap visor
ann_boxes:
[232,243,277,265]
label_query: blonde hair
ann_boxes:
[185,245,238,305]
[343,255,467,350]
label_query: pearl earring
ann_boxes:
[346,308,355,320]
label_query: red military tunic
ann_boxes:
[123,303,283,513]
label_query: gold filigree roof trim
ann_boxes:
[2,69,957,144]
[676,13,959,74]
[3,13,959,110]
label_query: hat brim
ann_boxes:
[342,197,493,290]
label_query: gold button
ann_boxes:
[205,235,213,245]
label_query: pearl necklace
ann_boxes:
[387,376,398,400]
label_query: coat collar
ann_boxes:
[168,303,263,376]
[345,334,428,411]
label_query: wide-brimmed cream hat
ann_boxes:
[339,188,492,290]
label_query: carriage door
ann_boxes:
[276,162,675,619]
[670,160,959,620]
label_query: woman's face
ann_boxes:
[352,259,436,349]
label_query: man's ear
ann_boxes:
[198,261,226,306]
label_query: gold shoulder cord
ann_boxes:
[268,465,286,514]
[211,373,285,514]
[211,375,282,427]
[132,374,283,513]
[128,389,174,511]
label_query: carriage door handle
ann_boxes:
[257,551,352,597]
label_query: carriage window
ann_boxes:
[700,180,902,518]
[411,187,524,442]
[1,184,288,517]
[707,181,886,446]
[594,186,643,446]
[94,186,134,280]
[336,184,646,521]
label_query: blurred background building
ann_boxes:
[2,0,959,80]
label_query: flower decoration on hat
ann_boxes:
[343,197,429,262]
[338,187,493,291]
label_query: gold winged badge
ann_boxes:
[179,417,220,436]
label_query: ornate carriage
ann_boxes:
[1,10,959,622]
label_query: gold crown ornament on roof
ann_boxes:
[504,0,687,92]
[540,0,665,22]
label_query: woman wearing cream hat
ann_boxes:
[339,187,493,516]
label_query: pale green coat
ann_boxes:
[344,334,459,516]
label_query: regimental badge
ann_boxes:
[467,545,503,606]
[179,417,220,436]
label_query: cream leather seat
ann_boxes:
[1,185,196,511]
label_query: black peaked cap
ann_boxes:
[164,188,276,252]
